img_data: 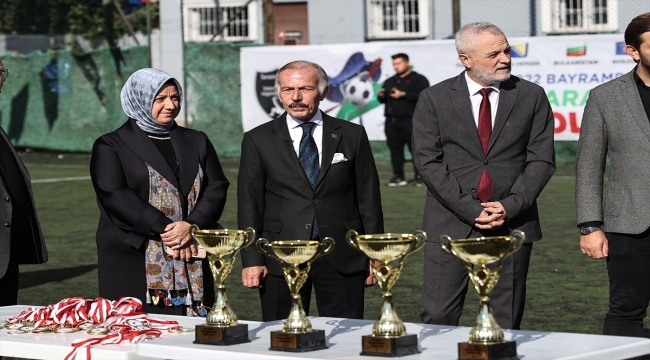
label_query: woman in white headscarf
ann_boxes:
[90,68,229,315]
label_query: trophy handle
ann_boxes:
[412,230,427,252]
[346,230,360,250]
[256,238,272,257]
[438,235,454,255]
[509,230,526,254]
[313,237,335,260]
[242,227,256,248]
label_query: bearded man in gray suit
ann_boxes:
[412,23,555,329]
[0,57,48,306]
[576,12,650,337]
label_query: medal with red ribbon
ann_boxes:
[0,297,191,360]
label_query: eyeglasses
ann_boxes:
[0,69,8,79]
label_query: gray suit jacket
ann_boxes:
[413,72,556,242]
[0,126,47,278]
[576,69,650,234]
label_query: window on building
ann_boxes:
[367,0,429,39]
[541,0,618,34]
[184,0,257,42]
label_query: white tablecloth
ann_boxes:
[2,305,649,360]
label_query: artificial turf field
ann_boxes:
[13,151,650,338]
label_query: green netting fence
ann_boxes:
[0,43,577,163]
[0,47,150,151]
[183,42,251,158]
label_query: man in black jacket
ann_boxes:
[378,53,429,187]
[0,57,48,306]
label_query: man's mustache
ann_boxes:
[288,102,309,109]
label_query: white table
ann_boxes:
[137,317,650,360]
[2,305,649,360]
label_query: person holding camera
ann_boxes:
[378,53,429,187]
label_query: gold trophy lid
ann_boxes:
[190,228,253,255]
[267,240,322,265]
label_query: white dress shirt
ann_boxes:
[465,72,501,128]
[286,110,323,167]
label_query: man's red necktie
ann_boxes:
[477,88,493,202]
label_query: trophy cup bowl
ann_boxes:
[346,230,426,357]
[189,226,256,345]
[257,238,334,352]
[438,230,525,360]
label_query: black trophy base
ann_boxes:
[193,324,250,346]
[269,330,328,352]
[360,334,421,357]
[458,341,518,360]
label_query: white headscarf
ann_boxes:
[120,68,183,135]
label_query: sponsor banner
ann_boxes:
[240,34,635,141]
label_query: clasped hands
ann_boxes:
[160,221,199,261]
[474,201,507,230]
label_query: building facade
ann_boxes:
[181,0,649,45]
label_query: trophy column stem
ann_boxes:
[469,296,504,344]
[283,294,312,333]
[372,293,407,337]
[206,285,238,326]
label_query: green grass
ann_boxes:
[15,153,650,337]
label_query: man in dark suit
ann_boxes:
[239,60,384,320]
[576,13,650,337]
[412,23,555,329]
[0,57,48,306]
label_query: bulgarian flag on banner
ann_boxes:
[567,45,587,56]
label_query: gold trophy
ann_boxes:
[438,230,525,360]
[346,230,426,357]
[257,237,334,352]
[189,226,256,345]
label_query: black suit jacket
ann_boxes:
[90,119,229,303]
[0,126,47,279]
[238,113,384,276]
[412,73,556,242]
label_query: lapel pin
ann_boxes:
[332,134,338,139]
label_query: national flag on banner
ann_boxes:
[567,45,586,56]
[511,43,528,58]
[615,41,627,55]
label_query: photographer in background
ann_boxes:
[378,53,429,187]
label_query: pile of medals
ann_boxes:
[0,297,194,360]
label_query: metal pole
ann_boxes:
[146,0,152,66]
[529,0,537,36]
[452,0,461,34]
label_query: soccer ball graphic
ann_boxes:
[345,77,373,107]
